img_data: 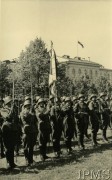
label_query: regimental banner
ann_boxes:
[49,43,57,96]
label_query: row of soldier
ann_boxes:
[0,92,112,170]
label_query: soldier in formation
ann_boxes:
[88,94,100,146]
[99,93,110,142]
[20,99,38,166]
[50,97,63,157]
[1,96,18,169]
[61,97,75,154]
[73,94,89,149]
[35,98,51,161]
[0,92,111,170]
[110,96,112,128]
[0,97,5,158]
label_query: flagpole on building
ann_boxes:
[77,41,84,58]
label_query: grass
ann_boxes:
[0,129,112,180]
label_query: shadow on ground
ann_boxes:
[0,137,112,176]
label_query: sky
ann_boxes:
[0,0,112,69]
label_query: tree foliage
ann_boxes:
[56,63,74,96]
[0,62,11,97]
[0,37,112,98]
[7,38,50,98]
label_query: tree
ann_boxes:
[2,37,112,98]
[7,38,50,97]
[95,76,112,96]
[0,62,11,97]
[56,63,74,96]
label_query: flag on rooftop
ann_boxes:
[78,41,84,48]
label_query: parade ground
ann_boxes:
[1,1,112,180]
[0,129,112,180]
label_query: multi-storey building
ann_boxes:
[57,55,112,84]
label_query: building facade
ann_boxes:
[57,56,112,84]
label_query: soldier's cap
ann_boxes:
[24,95,31,101]
[35,96,41,102]
[55,97,60,102]
[24,100,31,107]
[72,96,78,101]
[110,95,112,100]
[99,92,106,98]
[90,94,97,100]
[105,96,109,101]
[38,98,45,104]
[61,96,66,102]
[78,94,85,99]
[65,97,71,102]
[3,96,12,105]
[49,95,54,100]
[44,97,48,102]
[14,98,18,102]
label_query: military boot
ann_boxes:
[102,130,109,142]
[78,135,85,150]
[92,132,100,146]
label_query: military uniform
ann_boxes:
[35,98,51,161]
[13,99,22,155]
[99,93,110,142]
[47,95,54,111]
[50,98,63,157]
[60,96,66,109]
[74,94,89,149]
[72,96,78,139]
[20,100,38,165]
[0,98,5,158]
[88,94,100,146]
[1,96,17,169]
[110,97,112,128]
[84,98,91,139]
[61,97,75,153]
[105,96,111,129]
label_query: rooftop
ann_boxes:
[57,55,102,67]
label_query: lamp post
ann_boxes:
[29,58,33,104]
[10,59,16,102]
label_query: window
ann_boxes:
[78,69,81,75]
[72,68,75,77]
[84,69,87,75]
[108,74,110,79]
[90,69,93,78]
